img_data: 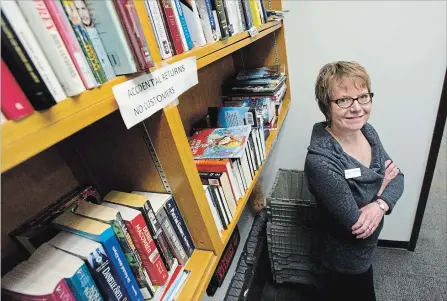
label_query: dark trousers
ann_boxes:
[317,266,376,301]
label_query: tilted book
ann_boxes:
[17,0,86,96]
[101,202,169,286]
[50,231,128,301]
[1,14,56,111]
[133,191,189,266]
[74,201,155,299]
[84,0,137,75]
[2,261,75,301]
[2,1,67,102]
[0,60,34,120]
[44,0,97,89]
[60,0,108,85]
[29,243,103,301]
[189,125,252,159]
[104,191,176,271]
[52,211,144,301]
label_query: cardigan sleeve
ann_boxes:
[305,154,361,232]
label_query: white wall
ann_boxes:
[261,1,446,242]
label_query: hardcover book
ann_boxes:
[60,0,108,84]
[2,0,67,102]
[29,243,103,301]
[1,14,56,111]
[74,202,155,299]
[0,60,34,120]
[101,202,169,286]
[17,0,86,96]
[44,0,97,88]
[132,191,189,266]
[159,0,185,55]
[9,185,101,256]
[2,261,76,301]
[52,212,144,301]
[50,231,128,301]
[189,125,252,159]
[84,0,138,75]
[104,191,176,271]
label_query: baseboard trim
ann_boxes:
[377,239,409,250]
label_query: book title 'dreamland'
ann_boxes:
[113,57,198,129]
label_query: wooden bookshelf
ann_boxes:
[2,0,291,300]
[1,21,282,173]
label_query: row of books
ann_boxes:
[3,186,195,301]
[187,65,287,233]
[0,0,269,122]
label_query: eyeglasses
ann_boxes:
[332,92,374,108]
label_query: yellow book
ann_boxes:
[249,0,262,27]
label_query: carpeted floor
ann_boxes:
[373,128,447,301]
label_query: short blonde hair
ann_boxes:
[315,61,371,124]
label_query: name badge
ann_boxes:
[345,168,361,179]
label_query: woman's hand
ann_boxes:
[377,160,400,196]
[351,203,385,239]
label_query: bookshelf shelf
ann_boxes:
[1,21,283,173]
[176,96,290,301]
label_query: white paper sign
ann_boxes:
[112,57,198,129]
[344,168,361,179]
[248,26,259,37]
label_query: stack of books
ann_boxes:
[222,65,288,129]
[3,188,195,301]
[0,0,270,123]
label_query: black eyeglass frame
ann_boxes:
[331,92,374,108]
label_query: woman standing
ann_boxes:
[305,61,404,301]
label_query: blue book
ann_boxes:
[50,231,127,301]
[173,0,194,50]
[53,212,144,301]
[208,107,258,128]
[165,195,195,258]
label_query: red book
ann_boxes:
[103,202,169,286]
[2,262,75,301]
[159,0,184,55]
[113,0,154,70]
[1,59,34,120]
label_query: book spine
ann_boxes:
[249,0,261,27]
[67,264,103,301]
[142,202,175,271]
[196,0,217,44]
[1,14,56,111]
[44,0,97,89]
[60,0,108,85]
[120,0,154,69]
[213,0,229,38]
[125,214,169,286]
[236,0,247,31]
[102,233,144,301]
[2,1,67,103]
[84,0,137,75]
[0,60,35,120]
[76,1,116,81]
[17,0,86,96]
[172,0,194,50]
[145,0,173,59]
[179,0,207,47]
[53,279,77,301]
[241,0,253,28]
[156,208,188,266]
[258,0,268,23]
[212,10,222,39]
[111,216,155,299]
[164,197,195,257]
[86,245,129,301]
[159,0,184,54]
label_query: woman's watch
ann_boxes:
[375,198,388,213]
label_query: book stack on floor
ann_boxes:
[0,0,270,123]
[3,188,194,301]
[222,65,287,130]
[266,169,318,285]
